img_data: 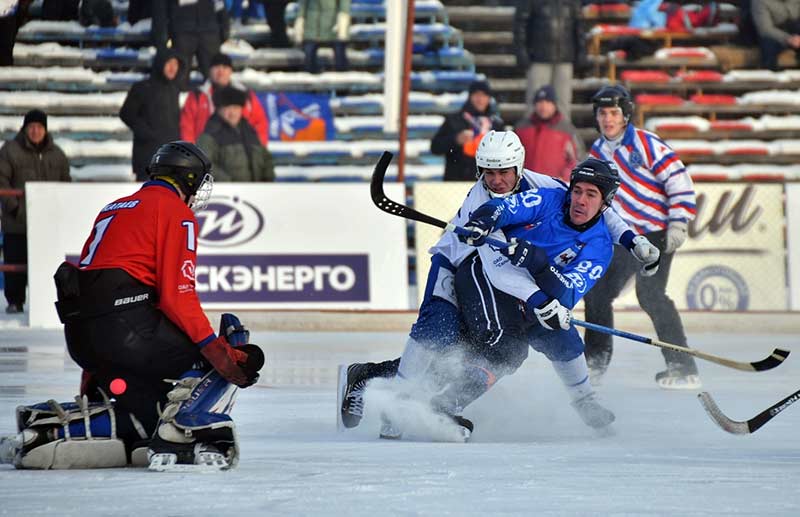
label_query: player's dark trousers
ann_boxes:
[2,232,27,306]
[454,254,531,388]
[583,230,697,374]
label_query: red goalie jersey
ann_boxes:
[77,180,215,345]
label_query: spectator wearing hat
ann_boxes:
[0,109,70,314]
[430,80,505,182]
[514,85,584,182]
[151,0,230,88]
[181,53,269,146]
[197,86,275,182]
[513,0,582,117]
[120,48,183,181]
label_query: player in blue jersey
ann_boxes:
[377,156,622,440]
[338,131,661,438]
[583,85,699,390]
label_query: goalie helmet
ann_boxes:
[591,85,635,125]
[147,141,214,211]
[569,157,621,207]
[475,130,525,198]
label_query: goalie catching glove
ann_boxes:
[200,337,263,388]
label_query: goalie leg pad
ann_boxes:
[8,392,141,469]
[148,369,240,471]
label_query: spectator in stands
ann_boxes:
[751,0,800,70]
[197,86,275,182]
[257,0,291,48]
[181,53,268,146]
[583,85,700,390]
[119,49,183,181]
[0,109,70,314]
[151,0,230,89]
[0,0,31,66]
[430,80,505,182]
[513,0,582,117]
[229,0,265,24]
[79,0,117,28]
[41,0,78,21]
[127,0,152,26]
[294,0,351,73]
[514,85,584,182]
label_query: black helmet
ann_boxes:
[569,157,621,206]
[591,85,634,124]
[147,141,212,197]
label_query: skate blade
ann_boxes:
[148,452,230,473]
[657,375,702,391]
[336,364,346,432]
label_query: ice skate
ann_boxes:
[655,363,701,390]
[337,363,371,430]
[572,393,615,430]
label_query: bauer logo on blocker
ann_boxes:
[196,196,265,247]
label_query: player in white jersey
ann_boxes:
[584,85,700,390]
[337,131,661,432]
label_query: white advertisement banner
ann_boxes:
[787,184,800,310]
[27,182,408,328]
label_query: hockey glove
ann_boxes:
[664,221,688,254]
[630,235,660,277]
[533,298,572,331]
[201,336,263,388]
[458,203,503,247]
[219,312,250,347]
[501,238,548,273]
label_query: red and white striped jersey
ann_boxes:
[589,124,696,234]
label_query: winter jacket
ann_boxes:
[197,114,275,182]
[151,0,230,49]
[0,130,70,234]
[752,0,800,43]
[513,0,582,66]
[514,111,583,182]
[430,101,505,182]
[119,49,183,180]
[297,0,351,42]
[180,81,269,145]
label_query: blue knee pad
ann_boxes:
[409,297,461,350]
[527,325,584,362]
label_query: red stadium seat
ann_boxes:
[710,120,754,131]
[621,70,672,83]
[689,94,737,105]
[635,94,684,106]
[676,70,724,82]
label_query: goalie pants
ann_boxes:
[62,270,205,445]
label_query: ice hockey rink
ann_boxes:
[1,316,799,516]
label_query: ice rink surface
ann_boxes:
[1,326,799,516]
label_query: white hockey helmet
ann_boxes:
[475,130,525,198]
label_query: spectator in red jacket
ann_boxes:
[514,85,584,182]
[180,53,268,145]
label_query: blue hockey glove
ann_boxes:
[500,238,549,273]
[458,203,503,247]
[219,313,250,347]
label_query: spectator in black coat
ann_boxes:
[119,49,183,181]
[430,80,505,182]
[0,0,31,66]
[513,0,582,117]
[151,0,230,89]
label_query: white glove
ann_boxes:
[664,221,688,254]
[333,11,351,41]
[293,16,304,46]
[631,235,660,277]
[533,298,572,331]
